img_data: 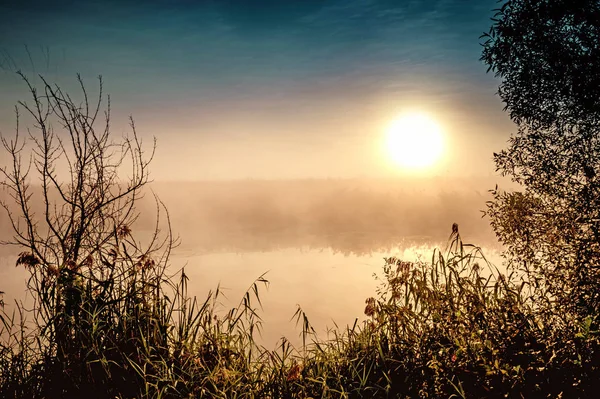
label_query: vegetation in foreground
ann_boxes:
[3,225,599,399]
[3,0,600,397]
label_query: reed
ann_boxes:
[2,226,598,398]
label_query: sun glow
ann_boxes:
[385,112,444,170]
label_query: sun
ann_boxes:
[385,112,444,170]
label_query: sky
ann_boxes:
[0,0,514,180]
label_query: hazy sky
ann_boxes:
[0,0,514,180]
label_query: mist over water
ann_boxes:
[1,177,505,347]
[142,178,502,254]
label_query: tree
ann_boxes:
[0,72,175,394]
[481,0,600,317]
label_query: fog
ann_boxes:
[1,176,507,347]
[140,177,504,255]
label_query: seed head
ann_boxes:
[364,297,377,317]
[16,252,40,269]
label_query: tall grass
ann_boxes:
[1,226,599,398]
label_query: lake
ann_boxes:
[1,242,502,349]
[0,179,505,348]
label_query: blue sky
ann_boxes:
[0,0,513,180]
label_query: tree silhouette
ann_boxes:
[0,72,174,371]
[481,0,600,317]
